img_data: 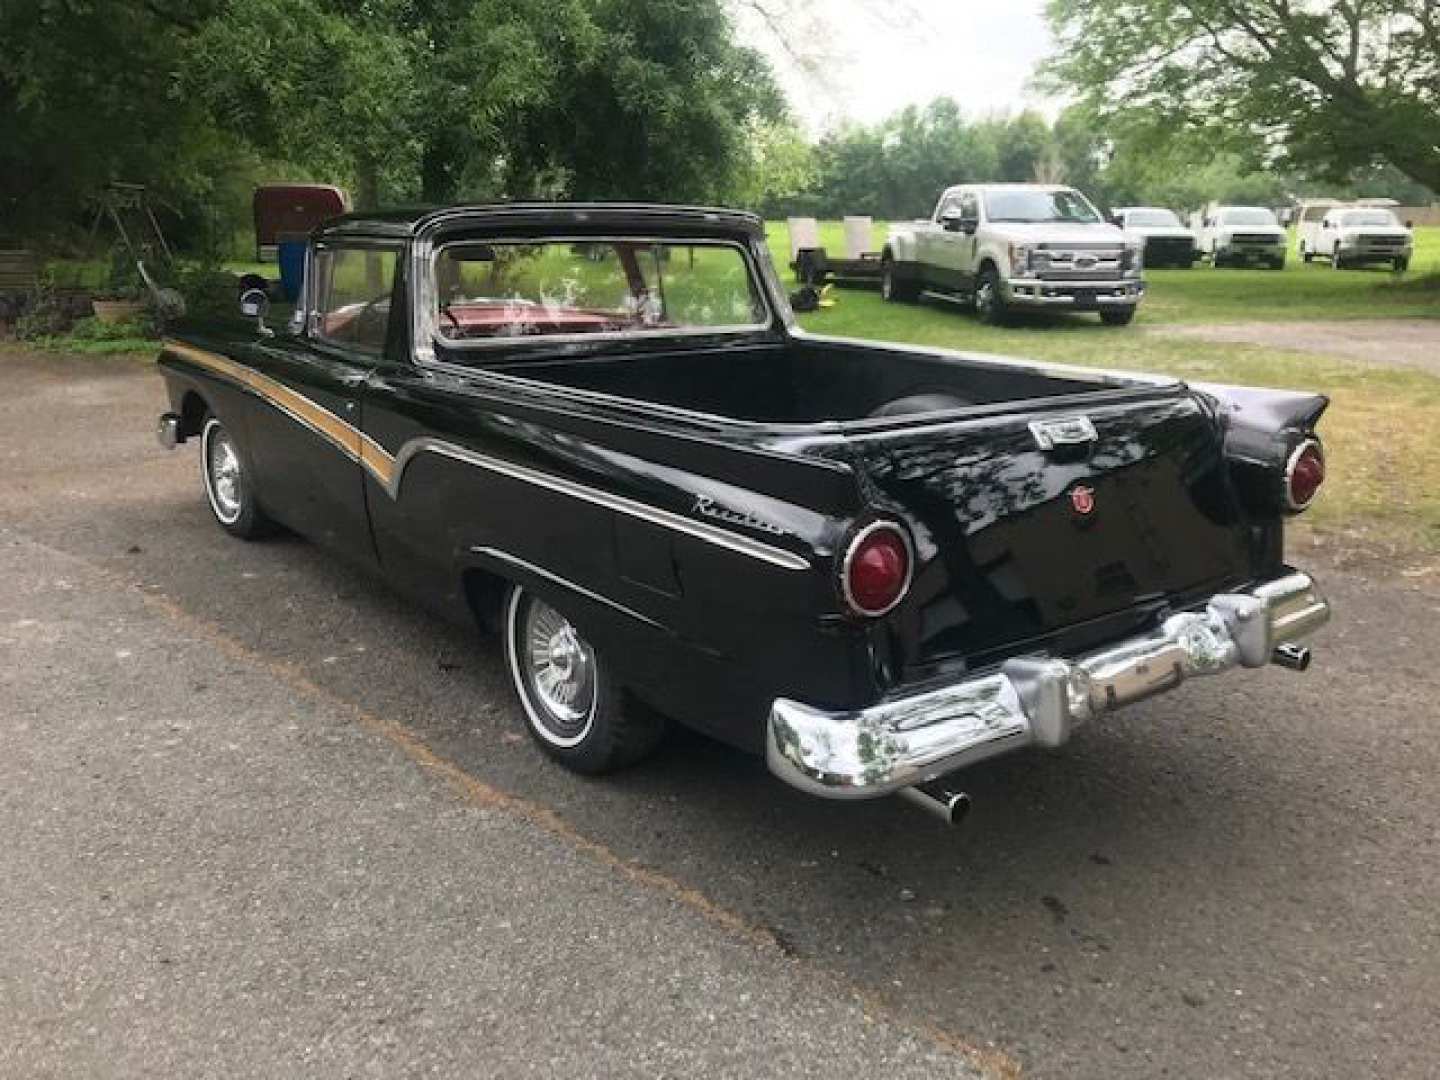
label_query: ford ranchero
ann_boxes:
[155,203,1331,824]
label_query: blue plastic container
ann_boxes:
[277,235,307,302]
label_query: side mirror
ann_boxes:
[1406,220,1414,229]
[941,211,965,233]
[238,281,274,337]
[961,217,979,235]
[1322,220,1332,229]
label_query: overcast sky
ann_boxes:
[733,0,1058,131]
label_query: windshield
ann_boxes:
[433,240,768,342]
[1340,210,1400,228]
[1218,208,1279,227]
[984,188,1102,225]
[1125,209,1181,227]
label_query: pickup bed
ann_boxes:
[155,202,1330,822]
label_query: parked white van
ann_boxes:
[1298,206,1413,271]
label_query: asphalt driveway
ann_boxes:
[2,347,1437,1078]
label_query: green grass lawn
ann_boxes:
[767,220,1440,561]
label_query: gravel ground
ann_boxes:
[1153,318,1440,376]
[2,346,1439,1078]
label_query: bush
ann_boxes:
[68,314,156,341]
[14,284,90,340]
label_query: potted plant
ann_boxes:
[91,248,148,323]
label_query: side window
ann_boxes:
[938,194,962,219]
[959,193,980,221]
[313,246,398,353]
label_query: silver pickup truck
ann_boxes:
[882,184,1145,326]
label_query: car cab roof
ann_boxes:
[315,202,765,244]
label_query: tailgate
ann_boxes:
[845,390,1251,665]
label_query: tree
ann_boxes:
[1043,0,1440,196]
[0,0,783,248]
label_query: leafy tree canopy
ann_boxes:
[1042,0,1440,196]
[0,0,782,250]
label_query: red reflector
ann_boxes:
[1286,441,1325,511]
[842,524,912,617]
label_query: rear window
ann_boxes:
[433,240,768,342]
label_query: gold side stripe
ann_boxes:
[163,340,809,572]
[164,340,397,487]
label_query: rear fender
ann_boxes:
[1193,382,1329,516]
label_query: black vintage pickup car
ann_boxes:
[156,203,1330,823]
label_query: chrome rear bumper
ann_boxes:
[766,571,1330,799]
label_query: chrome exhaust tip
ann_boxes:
[898,784,971,826]
[1271,643,1312,671]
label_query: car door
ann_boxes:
[950,191,982,290]
[242,241,400,566]
[926,192,969,291]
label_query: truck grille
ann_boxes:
[1231,233,1279,245]
[1144,237,1195,264]
[1359,234,1405,247]
[1035,246,1122,280]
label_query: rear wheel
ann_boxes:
[1100,308,1136,327]
[973,264,1008,325]
[503,585,666,774]
[880,257,919,302]
[200,416,275,540]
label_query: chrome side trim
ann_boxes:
[767,570,1331,799]
[165,342,811,573]
[470,547,665,630]
[398,437,811,572]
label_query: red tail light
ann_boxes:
[1284,439,1325,512]
[840,522,913,617]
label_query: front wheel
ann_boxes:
[1269,257,1286,271]
[503,586,666,774]
[973,265,1008,325]
[1394,256,1410,273]
[1301,244,1314,264]
[200,416,275,539]
[1100,308,1137,327]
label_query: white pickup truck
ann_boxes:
[1297,205,1414,270]
[1196,206,1288,269]
[882,184,1145,326]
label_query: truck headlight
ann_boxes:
[1010,243,1036,278]
[1123,242,1144,277]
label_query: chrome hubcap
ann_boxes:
[977,280,995,315]
[515,594,596,744]
[204,421,243,524]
